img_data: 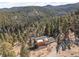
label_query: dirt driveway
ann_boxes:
[30,41,79,57]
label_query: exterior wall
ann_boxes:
[35,36,49,46]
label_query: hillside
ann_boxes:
[0,2,78,26]
[0,2,79,15]
[0,2,79,57]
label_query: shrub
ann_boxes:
[0,42,16,57]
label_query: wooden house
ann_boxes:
[35,36,49,46]
[30,36,49,48]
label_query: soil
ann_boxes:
[29,42,79,57]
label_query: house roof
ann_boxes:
[34,36,48,40]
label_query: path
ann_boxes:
[46,42,79,57]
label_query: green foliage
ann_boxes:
[20,44,30,57]
[0,6,79,57]
[2,50,16,57]
[0,42,16,57]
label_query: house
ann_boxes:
[35,36,49,46]
[30,36,49,48]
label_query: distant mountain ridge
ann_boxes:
[0,2,79,26]
[0,2,79,16]
[0,3,79,12]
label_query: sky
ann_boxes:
[0,0,79,8]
